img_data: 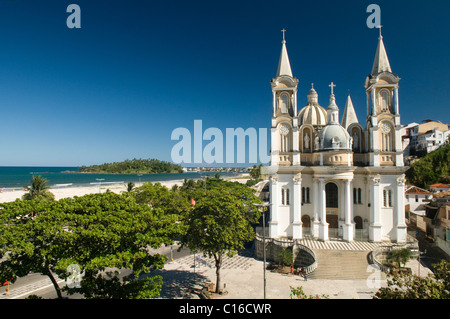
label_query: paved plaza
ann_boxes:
[153,245,433,299]
[1,242,435,300]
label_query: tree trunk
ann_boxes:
[45,266,63,299]
[214,253,223,294]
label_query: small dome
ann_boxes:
[318,124,351,151]
[298,85,327,126]
[298,104,327,126]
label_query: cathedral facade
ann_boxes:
[268,32,408,243]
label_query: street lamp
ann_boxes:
[254,202,270,299]
[418,249,427,277]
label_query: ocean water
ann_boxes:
[0,167,242,189]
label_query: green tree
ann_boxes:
[134,182,190,216]
[387,248,414,269]
[22,175,55,201]
[374,260,450,299]
[406,144,450,188]
[126,182,135,193]
[277,248,293,268]
[0,193,183,299]
[290,286,329,299]
[249,164,263,181]
[179,181,261,293]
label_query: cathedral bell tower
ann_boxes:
[365,28,403,167]
[270,29,300,167]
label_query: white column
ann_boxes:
[369,175,382,242]
[293,89,298,115]
[394,87,399,115]
[269,175,279,238]
[292,128,300,166]
[292,176,302,239]
[318,178,328,241]
[270,128,279,166]
[343,179,354,242]
[371,90,376,116]
[272,91,276,117]
[312,178,320,238]
[394,176,407,243]
[366,91,370,117]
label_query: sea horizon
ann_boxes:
[0,166,245,189]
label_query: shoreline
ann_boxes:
[0,175,250,203]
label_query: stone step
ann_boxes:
[308,249,380,280]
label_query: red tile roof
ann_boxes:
[429,183,450,188]
[406,186,432,195]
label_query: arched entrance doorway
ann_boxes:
[325,182,339,238]
[354,216,363,229]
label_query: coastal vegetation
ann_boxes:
[22,175,55,201]
[0,174,261,299]
[178,177,261,294]
[0,192,183,299]
[374,260,450,299]
[78,158,184,174]
[406,143,450,188]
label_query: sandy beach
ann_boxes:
[0,176,251,203]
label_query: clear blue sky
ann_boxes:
[0,0,448,166]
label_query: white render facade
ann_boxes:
[267,33,408,243]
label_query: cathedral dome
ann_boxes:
[318,89,351,151]
[297,85,327,126]
[318,124,351,151]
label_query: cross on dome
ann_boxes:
[329,82,336,95]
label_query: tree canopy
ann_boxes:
[22,175,55,201]
[374,260,450,299]
[179,178,261,293]
[406,144,450,188]
[79,158,184,174]
[0,192,183,299]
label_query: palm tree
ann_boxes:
[127,182,135,193]
[22,175,55,201]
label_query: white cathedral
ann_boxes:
[267,31,408,243]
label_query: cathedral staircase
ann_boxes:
[307,249,377,280]
[294,240,390,280]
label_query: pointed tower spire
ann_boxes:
[371,26,392,75]
[341,93,359,130]
[276,29,293,77]
[326,82,339,124]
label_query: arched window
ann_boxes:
[383,188,393,207]
[380,122,393,152]
[281,187,290,205]
[353,188,362,204]
[302,187,311,204]
[279,93,290,114]
[351,128,361,152]
[380,90,390,112]
[280,125,291,153]
[326,183,339,208]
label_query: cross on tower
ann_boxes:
[329,82,336,95]
[281,28,286,41]
[376,25,383,37]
